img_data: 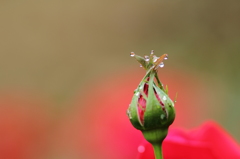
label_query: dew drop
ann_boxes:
[159,62,164,68]
[150,50,154,55]
[140,64,142,67]
[163,96,167,100]
[153,55,159,62]
[164,54,168,60]
[135,92,140,97]
[138,145,145,153]
[160,114,165,119]
[130,52,135,57]
[144,55,149,62]
[127,109,132,119]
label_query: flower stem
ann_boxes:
[152,144,163,159]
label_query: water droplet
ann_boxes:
[153,55,159,62]
[140,64,142,67]
[127,109,132,119]
[163,96,167,100]
[135,92,140,97]
[160,114,165,119]
[150,50,154,55]
[164,54,168,60]
[138,145,145,153]
[130,52,135,57]
[144,55,149,62]
[159,62,164,68]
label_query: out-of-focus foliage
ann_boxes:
[0,0,240,158]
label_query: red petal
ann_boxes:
[138,121,240,159]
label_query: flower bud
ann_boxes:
[127,51,176,145]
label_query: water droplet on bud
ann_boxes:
[144,55,149,62]
[153,55,159,62]
[127,109,132,119]
[138,145,145,153]
[140,64,142,67]
[159,62,164,68]
[130,52,135,57]
[164,54,168,60]
[150,50,154,55]
[163,96,167,100]
[135,92,140,97]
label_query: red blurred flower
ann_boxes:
[138,121,240,159]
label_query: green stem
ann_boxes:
[153,144,163,159]
[142,128,167,159]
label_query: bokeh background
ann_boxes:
[0,0,240,159]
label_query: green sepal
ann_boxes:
[143,72,164,130]
[153,83,175,124]
[134,55,148,69]
[143,72,175,130]
[128,92,143,130]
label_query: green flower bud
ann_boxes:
[127,51,176,145]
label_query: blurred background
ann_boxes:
[0,0,240,159]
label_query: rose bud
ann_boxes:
[127,51,176,159]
